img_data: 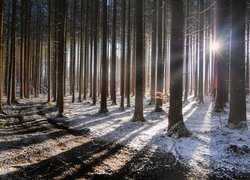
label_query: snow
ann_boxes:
[47,94,250,177]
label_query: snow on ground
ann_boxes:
[47,94,250,177]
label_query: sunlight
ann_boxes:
[210,41,221,52]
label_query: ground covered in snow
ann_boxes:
[0,94,249,179]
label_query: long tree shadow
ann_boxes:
[0,130,68,152]
[112,136,190,180]
[0,112,167,179]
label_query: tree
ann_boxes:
[35,0,41,98]
[83,0,89,100]
[99,0,108,113]
[7,0,16,104]
[79,0,84,102]
[168,0,190,138]
[228,0,247,128]
[149,0,157,105]
[198,0,204,104]
[120,0,126,110]
[20,0,24,99]
[155,0,164,112]
[0,0,4,114]
[47,0,51,102]
[111,0,117,105]
[55,0,66,116]
[71,0,76,103]
[214,0,230,112]
[132,0,145,122]
[126,0,131,108]
[184,0,190,102]
[92,0,98,105]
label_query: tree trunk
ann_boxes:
[0,0,4,112]
[149,0,157,105]
[120,0,126,110]
[99,0,108,113]
[111,0,117,105]
[155,0,164,112]
[214,0,230,112]
[126,0,131,108]
[168,0,190,138]
[198,0,204,104]
[184,0,190,102]
[55,0,66,116]
[132,0,145,122]
[93,0,98,105]
[228,0,247,128]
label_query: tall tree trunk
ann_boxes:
[111,0,117,105]
[149,0,157,105]
[72,0,76,103]
[214,0,229,112]
[132,0,145,122]
[168,0,190,138]
[246,24,250,95]
[228,0,247,128]
[99,0,108,113]
[35,0,41,98]
[0,0,4,113]
[20,0,24,99]
[155,0,164,112]
[79,0,84,102]
[184,0,190,102]
[93,0,98,105]
[55,0,66,116]
[198,0,204,104]
[194,1,199,98]
[47,0,51,102]
[8,0,16,104]
[120,0,126,110]
[126,0,131,108]
[83,1,89,100]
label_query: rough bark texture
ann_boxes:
[132,0,145,122]
[99,0,108,113]
[55,0,66,115]
[149,0,157,105]
[198,0,204,104]
[168,0,190,138]
[214,0,229,112]
[0,0,4,112]
[228,0,247,129]
[155,0,164,112]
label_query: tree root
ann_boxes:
[167,121,192,138]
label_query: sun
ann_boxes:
[210,41,221,52]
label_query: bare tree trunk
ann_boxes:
[126,0,131,108]
[168,0,190,138]
[0,0,4,113]
[120,0,126,110]
[111,0,117,105]
[132,0,145,122]
[55,0,66,116]
[228,0,247,128]
[149,0,157,105]
[99,0,108,113]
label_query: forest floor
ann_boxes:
[0,94,250,179]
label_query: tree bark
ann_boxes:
[228,0,247,128]
[132,0,145,122]
[168,0,190,138]
[99,0,108,113]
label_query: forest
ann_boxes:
[0,0,249,179]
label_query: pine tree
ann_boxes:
[228,0,247,128]
[132,0,145,122]
[168,0,190,137]
[99,0,108,113]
